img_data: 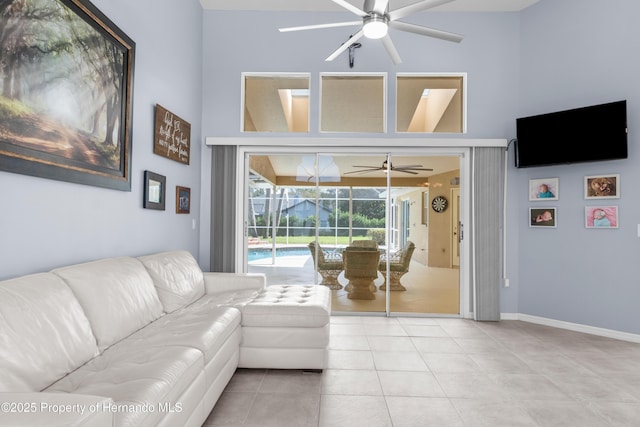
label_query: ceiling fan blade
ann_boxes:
[352,165,382,168]
[331,0,368,17]
[326,30,364,61]
[381,34,402,64]
[397,167,434,171]
[279,21,361,33]
[372,0,390,14]
[393,164,424,169]
[398,169,419,175]
[388,0,454,21]
[344,168,381,175]
[389,20,464,43]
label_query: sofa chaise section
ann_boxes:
[0,249,329,426]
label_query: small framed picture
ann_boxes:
[530,207,557,228]
[585,174,619,199]
[529,178,559,201]
[176,186,191,214]
[143,170,166,210]
[585,206,618,229]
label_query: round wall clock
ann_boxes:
[431,196,448,213]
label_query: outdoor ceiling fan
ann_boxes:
[344,160,433,175]
[278,0,464,64]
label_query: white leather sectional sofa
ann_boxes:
[0,250,331,427]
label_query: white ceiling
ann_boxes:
[200,0,539,12]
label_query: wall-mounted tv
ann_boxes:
[515,100,628,168]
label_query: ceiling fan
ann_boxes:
[344,160,433,175]
[278,0,464,64]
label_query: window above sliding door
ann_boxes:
[396,74,465,133]
[242,73,310,132]
[320,73,386,133]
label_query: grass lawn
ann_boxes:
[260,236,374,245]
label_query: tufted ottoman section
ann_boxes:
[239,285,331,370]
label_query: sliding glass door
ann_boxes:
[243,150,462,316]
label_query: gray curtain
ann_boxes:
[210,145,237,272]
[472,147,505,321]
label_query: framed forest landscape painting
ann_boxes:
[0,0,135,191]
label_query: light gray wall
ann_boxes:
[200,9,521,279]
[4,0,637,336]
[200,2,640,335]
[513,0,640,334]
[0,0,203,280]
[201,10,520,139]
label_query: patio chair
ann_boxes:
[308,242,343,290]
[379,241,415,291]
[350,239,379,249]
[343,247,380,300]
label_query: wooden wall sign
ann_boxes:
[154,104,190,165]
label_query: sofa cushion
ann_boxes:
[52,257,164,352]
[0,273,98,392]
[46,345,203,427]
[241,285,331,328]
[121,305,242,363]
[138,250,205,313]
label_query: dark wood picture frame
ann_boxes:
[144,171,166,210]
[0,0,135,191]
[154,104,191,165]
[176,186,191,214]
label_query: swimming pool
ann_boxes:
[247,247,312,262]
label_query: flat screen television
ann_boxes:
[515,100,628,168]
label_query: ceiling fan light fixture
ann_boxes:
[363,14,388,39]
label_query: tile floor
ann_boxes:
[203,316,640,427]
[249,254,461,315]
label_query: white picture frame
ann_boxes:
[584,174,620,199]
[529,178,559,201]
[529,207,557,228]
[585,206,618,229]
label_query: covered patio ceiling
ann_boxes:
[249,153,460,187]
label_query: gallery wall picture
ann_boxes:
[584,174,620,199]
[529,178,559,201]
[585,206,618,229]
[143,171,166,210]
[176,186,191,214]
[0,0,135,191]
[529,207,557,228]
[154,104,191,165]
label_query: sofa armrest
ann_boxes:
[0,393,114,427]
[203,272,266,294]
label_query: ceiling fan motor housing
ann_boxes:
[363,0,388,14]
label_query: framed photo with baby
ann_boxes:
[585,206,618,229]
[529,207,557,228]
[529,178,559,201]
[584,174,619,199]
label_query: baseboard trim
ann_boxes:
[500,312,640,343]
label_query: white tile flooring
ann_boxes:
[203,316,640,426]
